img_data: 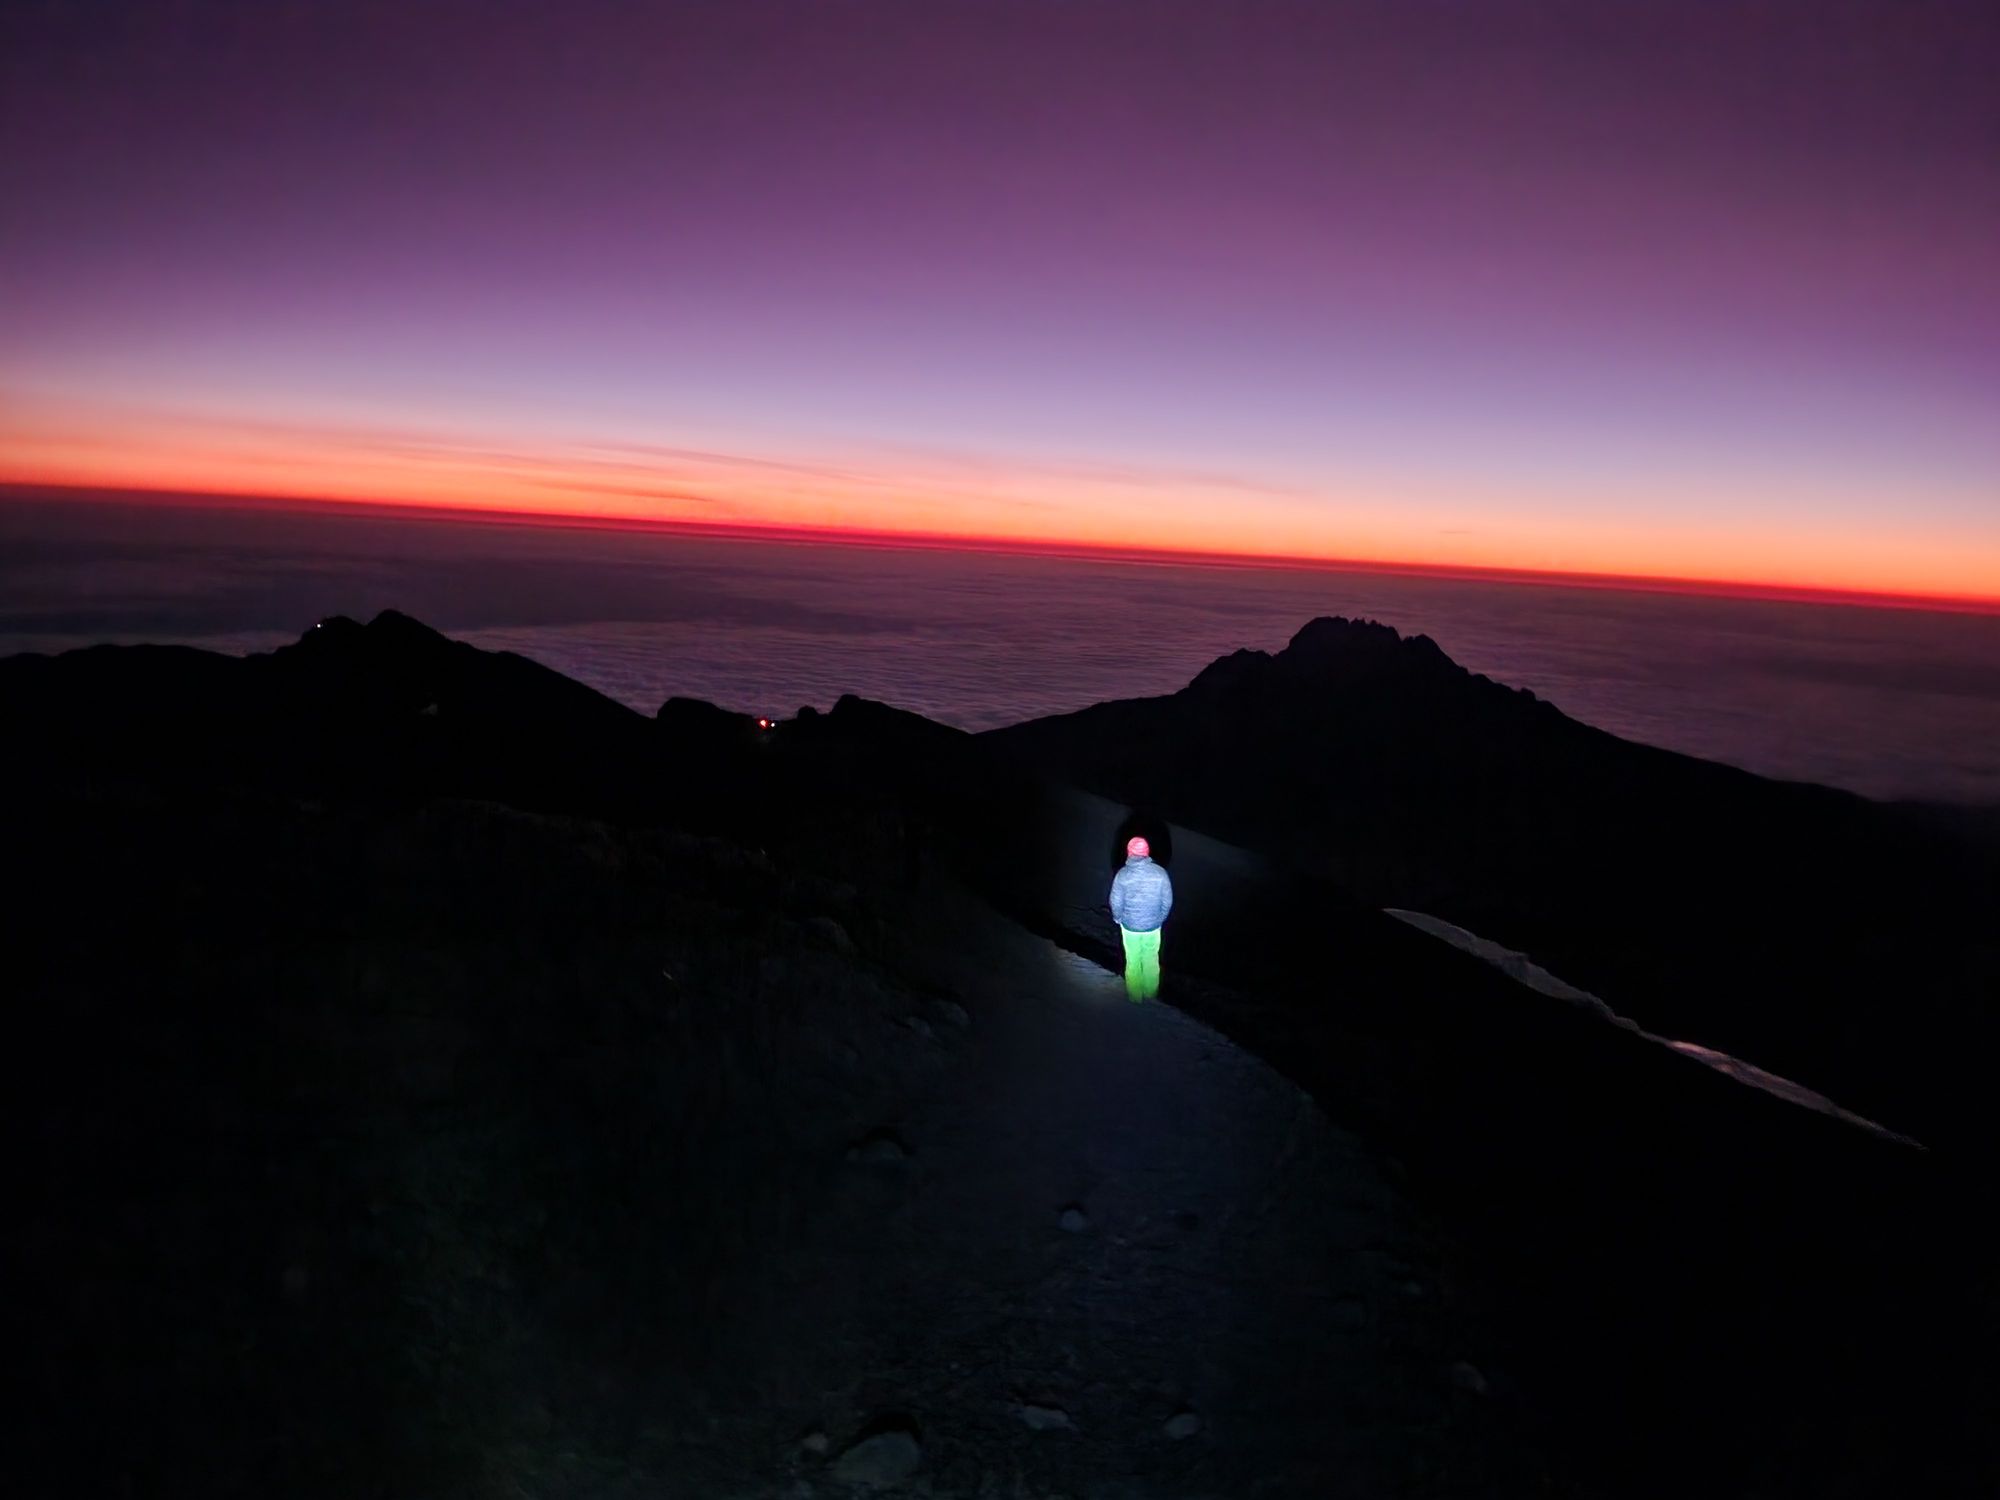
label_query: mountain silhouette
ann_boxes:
[7,611,1997,1497]
[986,615,2000,1152]
[3,609,738,821]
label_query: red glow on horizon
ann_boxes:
[4,5,1994,628]
[4,379,1995,609]
[8,479,1998,618]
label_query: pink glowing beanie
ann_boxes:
[1126,836,1150,859]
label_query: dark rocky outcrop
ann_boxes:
[7,613,1996,1498]
[987,615,2000,1154]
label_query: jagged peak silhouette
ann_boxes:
[1188,616,1469,699]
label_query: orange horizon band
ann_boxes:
[4,478,1998,617]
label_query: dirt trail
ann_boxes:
[693,804,1528,1498]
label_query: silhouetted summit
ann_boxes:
[272,609,640,734]
[1188,616,1578,730]
[4,609,669,814]
[1192,616,1458,691]
[8,611,1995,1498]
[989,616,2000,1152]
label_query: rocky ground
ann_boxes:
[10,613,1994,1498]
[10,776,1536,1498]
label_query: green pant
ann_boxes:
[1120,925,1162,1001]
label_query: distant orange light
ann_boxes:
[757,717,772,730]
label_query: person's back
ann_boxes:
[1110,855,1172,933]
[1110,837,1173,1000]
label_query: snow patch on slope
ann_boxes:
[1384,909,1921,1149]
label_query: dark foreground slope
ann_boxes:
[7,613,1996,1498]
[826,692,1999,1499]
[986,616,2000,1154]
[6,615,1535,1498]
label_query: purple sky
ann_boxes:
[2,1,1995,597]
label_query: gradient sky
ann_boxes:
[2,0,1995,601]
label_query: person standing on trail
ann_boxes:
[1110,835,1173,1002]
